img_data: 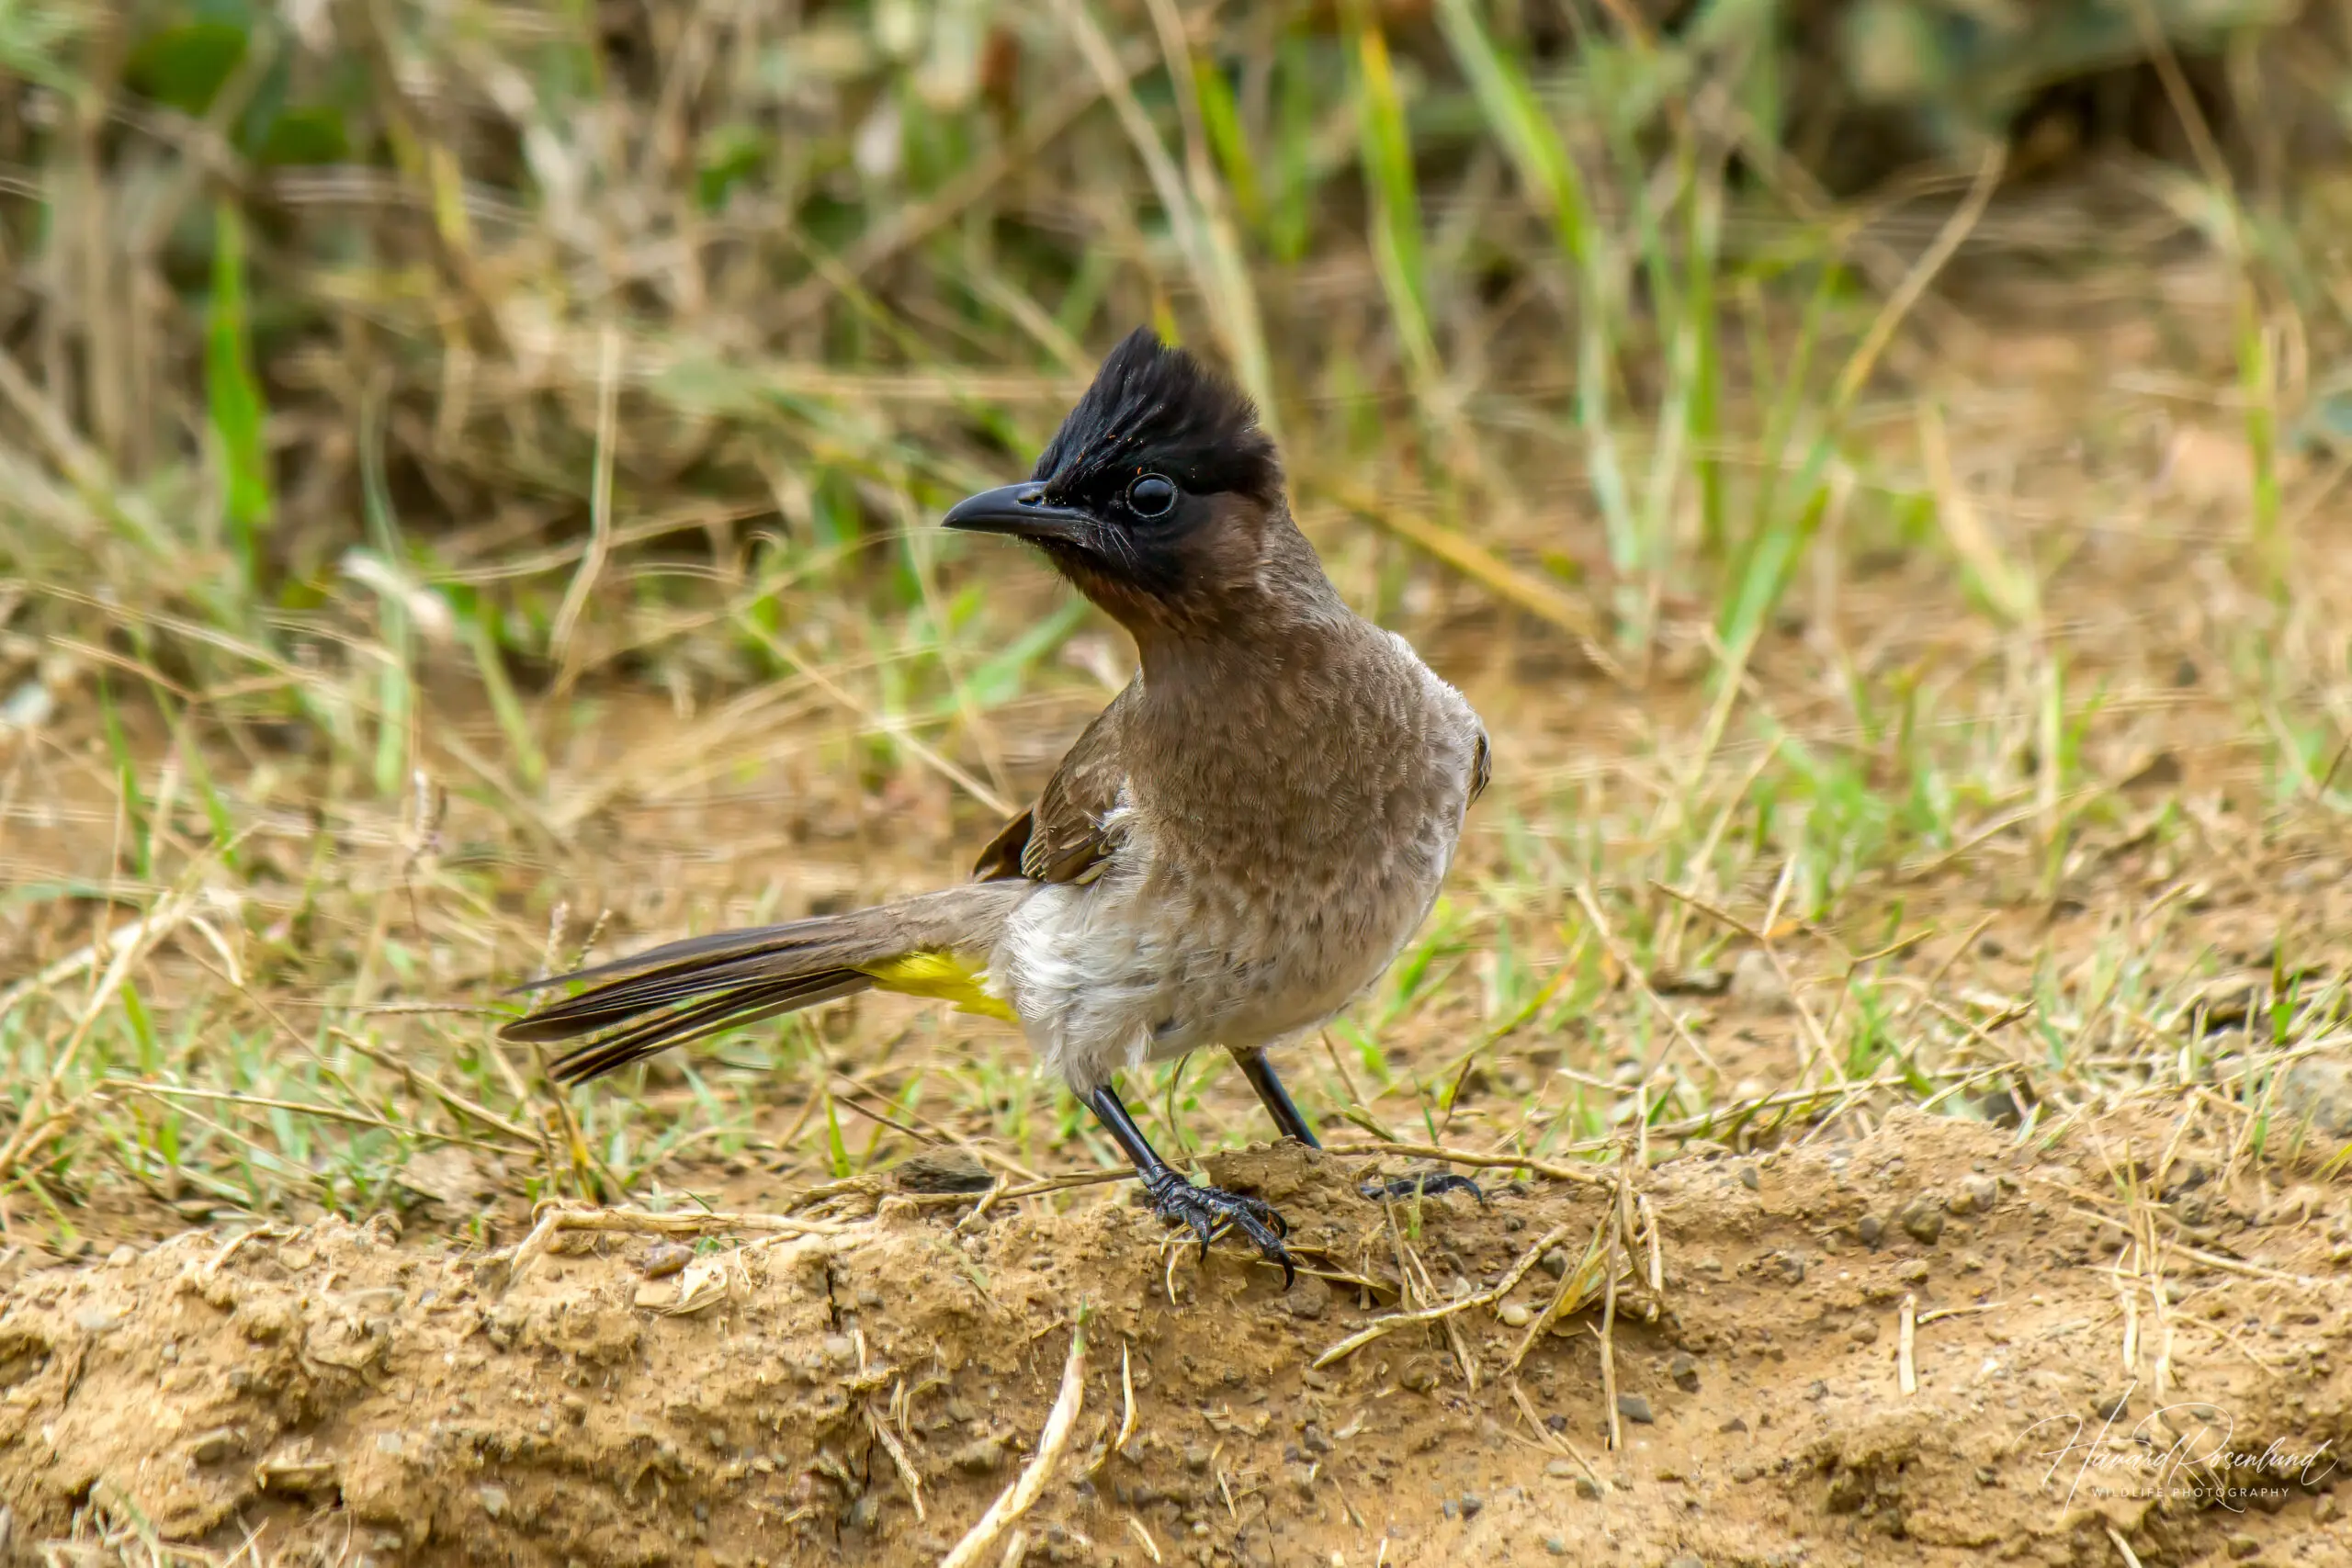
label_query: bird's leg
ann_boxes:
[1230,1047,1320,1147]
[1231,1047,1483,1205]
[1083,1080,1295,1286]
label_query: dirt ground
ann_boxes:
[4,1112,2346,1568]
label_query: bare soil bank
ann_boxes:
[4,1113,2346,1568]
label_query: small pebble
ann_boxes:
[1668,1352,1700,1393]
[1901,1199,1946,1245]
[1574,1475,1603,1500]
[1539,1249,1570,1279]
[1616,1393,1654,1425]
[478,1486,508,1520]
[641,1243,693,1279]
[1184,1445,1212,1473]
[1856,1213,1884,1247]
[1498,1302,1532,1328]
[1544,1459,1575,1479]
[1458,1495,1482,1518]
[1544,1537,1571,1557]
[951,1437,1006,1475]
[2227,1535,2261,1561]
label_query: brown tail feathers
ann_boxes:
[501,883,1025,1085]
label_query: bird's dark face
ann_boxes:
[944,328,1290,634]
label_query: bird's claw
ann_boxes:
[1361,1169,1486,1205]
[1145,1171,1295,1287]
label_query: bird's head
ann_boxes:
[944,328,1316,638]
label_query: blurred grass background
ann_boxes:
[4,0,2352,1241]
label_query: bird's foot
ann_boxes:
[1361,1168,1486,1205]
[1145,1170,1295,1287]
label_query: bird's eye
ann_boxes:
[1125,474,1178,518]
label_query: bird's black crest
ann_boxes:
[1034,328,1279,506]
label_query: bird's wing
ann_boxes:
[972,683,1136,886]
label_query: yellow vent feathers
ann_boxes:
[854,950,1018,1023]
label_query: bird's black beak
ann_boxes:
[942,483,1093,546]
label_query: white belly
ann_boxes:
[990,811,1456,1092]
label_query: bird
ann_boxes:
[501,327,1490,1283]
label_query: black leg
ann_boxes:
[1227,1050,1481,1206]
[1082,1081,1295,1286]
[1231,1047,1319,1148]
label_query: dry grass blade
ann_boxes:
[1897,1293,1918,1395]
[939,1321,1087,1568]
[1328,1139,1611,1187]
[1313,477,1624,683]
[868,1404,928,1523]
[0,891,198,1180]
[498,1204,855,1293]
[1311,1220,1573,1368]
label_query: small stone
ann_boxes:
[1539,1249,1570,1279]
[1895,1258,1930,1284]
[1901,1199,1945,1245]
[1739,1164,1762,1191]
[1545,1537,1572,1556]
[374,1433,403,1457]
[1772,1251,1805,1284]
[2227,1535,2261,1560]
[1498,1302,1532,1328]
[892,1145,993,1192]
[1457,1494,1482,1517]
[951,1437,1006,1475]
[1615,1393,1655,1425]
[479,1486,509,1520]
[107,1246,136,1267]
[1849,1319,1881,1345]
[1668,1557,1705,1568]
[641,1243,693,1280]
[1183,1445,1212,1473]
[1806,1380,1829,1402]
[74,1303,119,1334]
[1544,1414,1568,1433]
[1544,1460,1575,1479]
[1957,1175,1999,1214]
[2088,1387,2132,1421]
[189,1428,239,1464]
[1975,1466,1999,1487]
[1720,1416,1748,1434]
[631,1283,673,1310]
[1574,1475,1603,1500]
[1398,1357,1440,1393]
[2314,1495,2340,1524]
[1729,950,1790,1009]
[1856,1213,1884,1247]
[1668,1352,1700,1393]
[1283,1273,1331,1320]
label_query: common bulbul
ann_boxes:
[503,328,1490,1281]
